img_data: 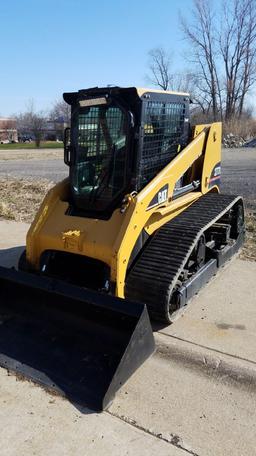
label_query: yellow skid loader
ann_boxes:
[0,87,244,410]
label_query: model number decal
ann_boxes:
[209,162,221,188]
[147,184,169,210]
[213,165,221,177]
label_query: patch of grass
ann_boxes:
[0,177,53,223]
[0,141,63,150]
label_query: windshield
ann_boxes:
[72,103,128,211]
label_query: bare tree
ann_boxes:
[49,99,71,123]
[170,72,195,93]
[181,0,221,120]
[16,102,47,147]
[146,47,195,94]
[181,0,256,120]
[49,99,71,141]
[220,0,256,119]
[147,47,173,90]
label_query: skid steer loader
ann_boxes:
[0,86,245,410]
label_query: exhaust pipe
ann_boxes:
[0,266,155,410]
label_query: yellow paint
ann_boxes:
[201,123,222,194]
[136,87,190,97]
[26,122,221,299]
[62,230,81,238]
[145,192,201,235]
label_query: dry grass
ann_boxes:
[240,212,256,262]
[0,177,53,223]
[0,149,63,161]
[0,177,255,261]
[192,113,256,141]
[222,117,256,140]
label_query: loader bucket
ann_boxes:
[0,266,155,411]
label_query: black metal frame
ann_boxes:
[63,87,190,218]
[65,87,140,219]
[136,91,190,191]
[71,99,133,215]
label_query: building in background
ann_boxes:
[44,117,69,141]
[0,118,18,143]
[0,116,68,143]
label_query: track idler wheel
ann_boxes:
[231,203,245,238]
[195,235,206,268]
[190,234,206,269]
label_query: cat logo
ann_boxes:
[147,184,169,210]
[158,188,168,204]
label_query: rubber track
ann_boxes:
[125,193,243,321]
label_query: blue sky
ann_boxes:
[1,0,193,116]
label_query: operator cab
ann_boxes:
[63,87,190,218]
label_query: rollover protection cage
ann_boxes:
[0,266,155,410]
[138,94,190,189]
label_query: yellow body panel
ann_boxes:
[193,123,222,193]
[26,122,221,299]
[27,182,127,270]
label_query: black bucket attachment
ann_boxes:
[0,266,155,410]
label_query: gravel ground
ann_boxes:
[0,158,67,181]
[221,148,256,210]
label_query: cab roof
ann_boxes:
[63,86,190,105]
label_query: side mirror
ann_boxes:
[64,127,71,166]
